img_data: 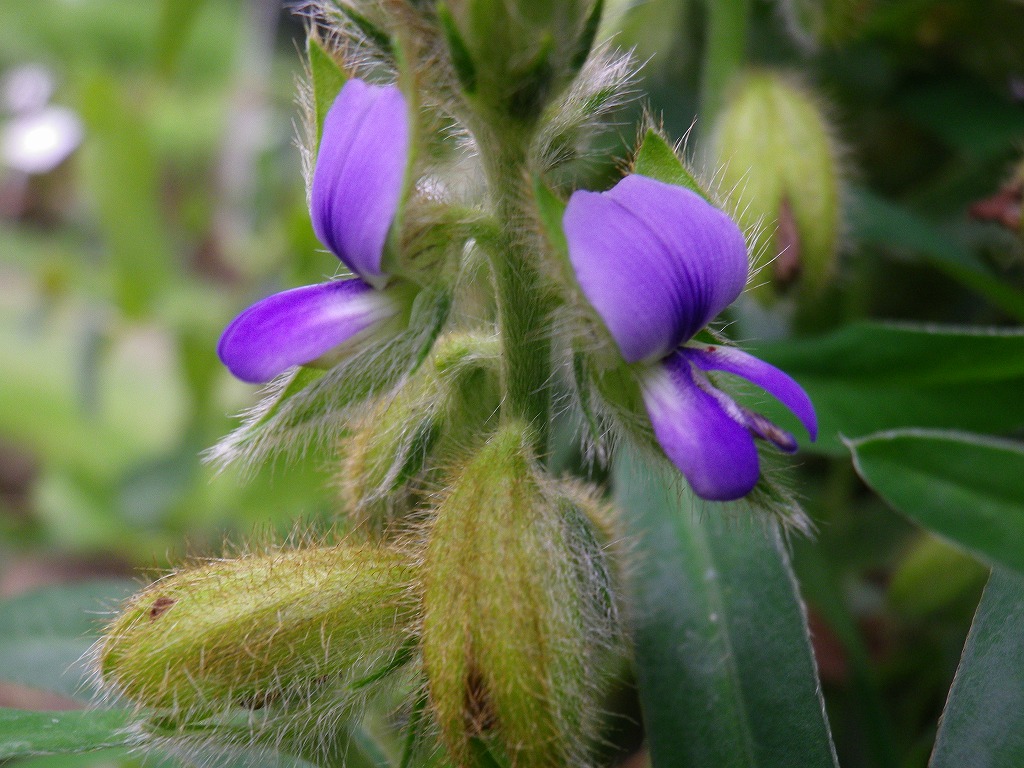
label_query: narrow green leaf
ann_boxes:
[750,323,1024,455]
[849,429,1024,574]
[633,130,710,200]
[0,581,136,699]
[307,36,348,145]
[930,568,1024,768]
[80,75,175,317]
[613,447,837,768]
[848,189,1024,321]
[0,708,134,758]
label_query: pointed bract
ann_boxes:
[310,79,409,285]
[217,279,400,384]
[564,174,748,363]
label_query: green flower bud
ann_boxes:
[711,70,843,304]
[97,544,419,748]
[440,0,603,122]
[339,332,500,536]
[421,422,622,767]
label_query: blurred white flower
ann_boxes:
[2,106,83,175]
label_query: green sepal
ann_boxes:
[337,4,393,56]
[307,35,348,146]
[438,2,478,95]
[633,129,711,201]
[570,0,604,71]
[506,34,555,122]
[532,176,568,260]
[572,351,605,453]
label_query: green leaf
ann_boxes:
[0,708,134,758]
[930,568,1024,768]
[80,75,175,318]
[749,322,1024,455]
[633,130,710,200]
[613,446,837,768]
[849,429,1024,574]
[0,581,136,699]
[848,189,1024,321]
[307,36,348,146]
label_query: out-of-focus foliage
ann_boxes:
[1,1,1023,767]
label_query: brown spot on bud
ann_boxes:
[773,197,803,288]
[148,596,175,621]
[464,665,497,735]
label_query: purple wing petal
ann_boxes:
[564,174,748,363]
[642,355,761,501]
[218,279,398,383]
[683,345,818,440]
[310,79,409,284]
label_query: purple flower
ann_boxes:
[564,174,817,501]
[218,79,410,384]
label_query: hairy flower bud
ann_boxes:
[711,71,843,304]
[96,544,419,751]
[339,332,500,536]
[421,423,622,767]
[440,0,602,122]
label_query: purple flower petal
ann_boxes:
[218,279,399,384]
[682,345,818,440]
[642,354,761,501]
[310,79,409,285]
[564,174,748,363]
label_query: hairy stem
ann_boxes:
[477,131,554,452]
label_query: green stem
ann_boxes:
[698,0,749,141]
[478,134,553,451]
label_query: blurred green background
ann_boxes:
[1,1,1023,767]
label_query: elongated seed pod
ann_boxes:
[98,544,419,731]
